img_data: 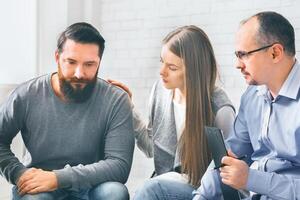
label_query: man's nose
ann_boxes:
[74,65,85,79]
[235,58,245,70]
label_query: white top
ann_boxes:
[173,100,186,141]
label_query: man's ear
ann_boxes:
[272,43,284,63]
[55,50,60,63]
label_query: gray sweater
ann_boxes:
[0,74,135,191]
[134,80,235,175]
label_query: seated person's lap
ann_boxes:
[12,182,129,200]
[134,178,195,200]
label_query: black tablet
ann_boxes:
[205,126,228,168]
[205,126,241,200]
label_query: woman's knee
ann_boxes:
[134,179,164,200]
[134,178,194,200]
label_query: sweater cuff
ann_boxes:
[53,167,73,189]
[13,166,28,185]
[246,168,271,195]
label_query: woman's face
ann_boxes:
[160,45,185,91]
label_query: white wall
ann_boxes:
[0,0,37,84]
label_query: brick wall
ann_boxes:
[91,0,300,114]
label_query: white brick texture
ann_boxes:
[92,0,300,112]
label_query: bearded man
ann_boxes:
[0,22,134,200]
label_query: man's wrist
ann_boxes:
[49,171,58,190]
[14,167,28,185]
[53,168,72,189]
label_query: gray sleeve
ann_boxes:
[132,84,156,158]
[214,106,235,139]
[133,108,153,158]
[54,93,135,190]
[0,91,27,185]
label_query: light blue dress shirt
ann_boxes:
[194,61,300,200]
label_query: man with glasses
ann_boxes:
[194,11,300,199]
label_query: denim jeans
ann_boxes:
[134,179,194,200]
[12,181,129,200]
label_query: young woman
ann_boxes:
[110,25,235,199]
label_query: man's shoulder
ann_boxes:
[95,78,130,100]
[242,85,260,98]
[93,78,132,114]
[239,85,261,107]
[10,74,50,98]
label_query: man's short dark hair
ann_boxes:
[57,22,105,58]
[249,11,295,56]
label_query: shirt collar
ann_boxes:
[256,85,267,96]
[256,60,300,100]
[278,60,300,100]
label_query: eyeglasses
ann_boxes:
[235,43,278,60]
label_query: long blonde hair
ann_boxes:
[163,25,217,186]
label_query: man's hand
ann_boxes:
[17,168,58,195]
[219,150,249,190]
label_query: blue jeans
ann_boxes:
[134,179,194,200]
[12,182,129,200]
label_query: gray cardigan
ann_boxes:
[133,80,235,175]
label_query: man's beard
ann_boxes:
[58,66,98,103]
